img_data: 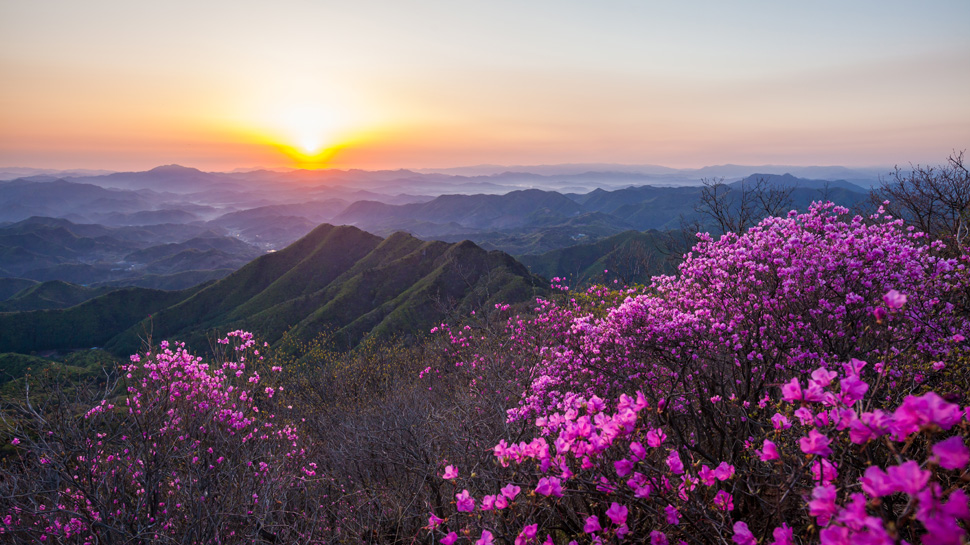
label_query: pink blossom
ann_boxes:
[441,465,458,479]
[646,428,666,447]
[713,490,734,511]
[441,532,458,545]
[455,489,475,512]
[664,504,680,525]
[808,484,837,525]
[769,523,794,545]
[428,513,444,528]
[714,461,735,480]
[799,429,833,457]
[884,289,907,309]
[758,439,780,461]
[781,378,803,402]
[501,483,521,500]
[887,460,930,495]
[650,531,669,545]
[535,476,563,497]
[860,466,898,497]
[666,450,684,474]
[732,521,756,545]
[605,502,628,525]
[932,436,970,470]
[476,530,494,545]
[583,515,602,533]
[515,524,538,545]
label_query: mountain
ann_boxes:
[0,284,206,354]
[0,224,546,356]
[0,217,262,287]
[0,280,116,312]
[334,189,583,232]
[518,230,685,286]
[0,278,39,301]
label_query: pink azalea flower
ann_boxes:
[535,476,563,498]
[664,504,680,525]
[441,465,458,479]
[666,450,684,474]
[860,466,898,497]
[584,515,602,533]
[799,429,833,457]
[515,524,538,545]
[428,513,444,528]
[732,521,756,545]
[501,483,521,500]
[441,532,458,545]
[477,530,494,545]
[932,436,970,470]
[771,413,792,430]
[769,523,794,545]
[887,460,930,495]
[514,525,538,545]
[781,378,803,402]
[605,502,628,526]
[614,458,634,477]
[650,531,669,545]
[647,428,667,447]
[713,490,734,511]
[807,484,837,525]
[456,489,475,512]
[699,464,717,485]
[884,289,907,309]
[481,495,496,511]
[759,439,780,461]
[714,461,735,480]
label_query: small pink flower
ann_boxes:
[455,489,475,512]
[932,436,970,470]
[501,483,521,500]
[441,532,458,545]
[713,490,734,511]
[770,523,794,545]
[666,450,684,474]
[605,502,628,525]
[799,429,833,457]
[10,438,20,445]
[732,521,756,545]
[646,428,666,447]
[584,515,602,533]
[884,289,907,309]
[714,462,735,480]
[759,439,779,461]
[477,530,494,545]
[535,476,563,497]
[441,465,458,479]
[428,513,444,528]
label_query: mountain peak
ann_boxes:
[148,164,203,174]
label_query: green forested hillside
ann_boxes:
[0,224,546,357]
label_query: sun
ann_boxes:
[259,103,353,168]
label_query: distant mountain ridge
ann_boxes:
[0,224,546,356]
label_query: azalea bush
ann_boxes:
[427,202,970,544]
[1,331,340,543]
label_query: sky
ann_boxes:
[1,0,968,171]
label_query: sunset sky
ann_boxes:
[1,0,968,171]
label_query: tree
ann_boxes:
[696,176,794,235]
[872,151,970,255]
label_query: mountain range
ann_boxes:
[0,223,545,356]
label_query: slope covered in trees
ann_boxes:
[0,223,546,356]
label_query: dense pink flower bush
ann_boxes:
[2,331,338,543]
[429,203,970,544]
